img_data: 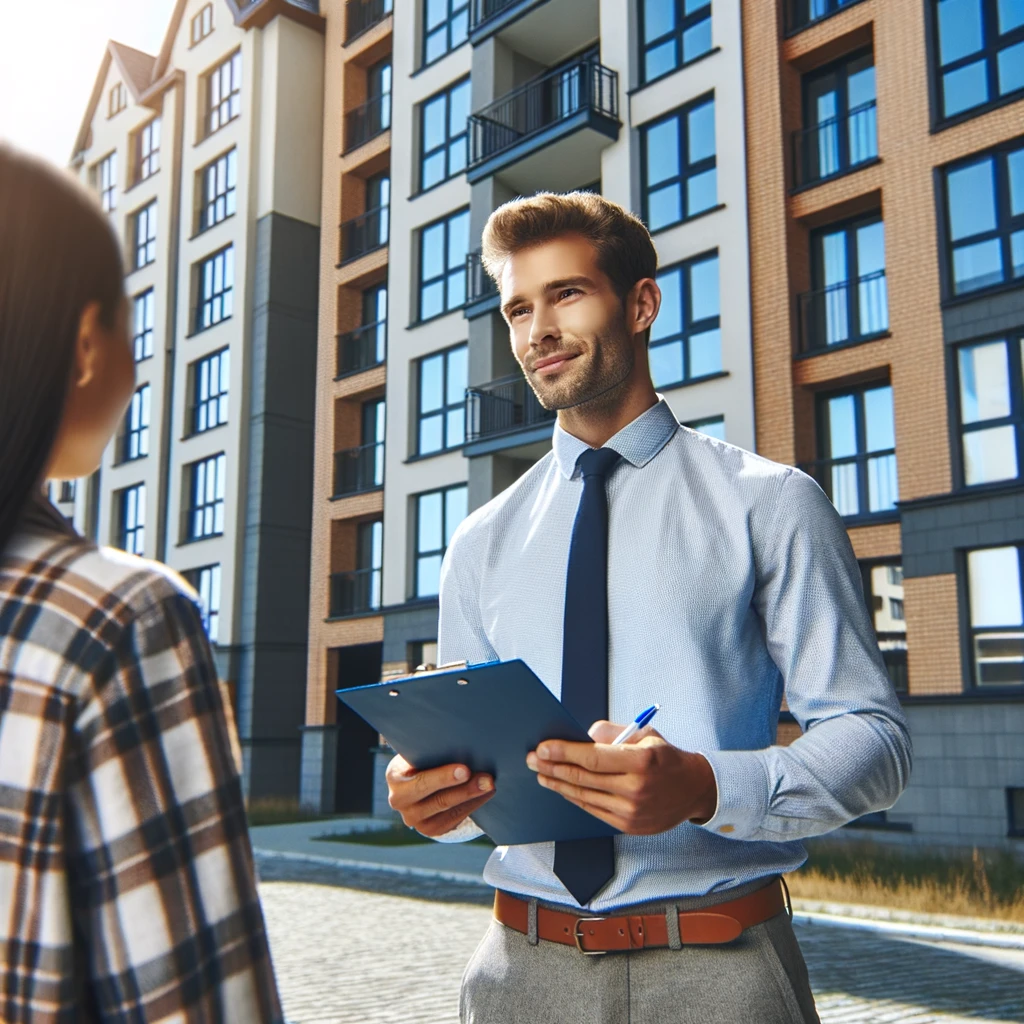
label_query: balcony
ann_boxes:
[333,441,384,497]
[340,206,389,265]
[337,320,386,377]
[785,0,867,34]
[464,373,556,456]
[345,0,391,43]
[467,59,619,191]
[329,567,381,618]
[799,450,898,523]
[468,0,598,63]
[792,100,877,190]
[464,251,500,319]
[796,270,888,354]
[344,93,391,154]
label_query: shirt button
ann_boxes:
[718,825,735,834]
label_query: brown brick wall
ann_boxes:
[904,574,962,694]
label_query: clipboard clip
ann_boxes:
[413,659,467,675]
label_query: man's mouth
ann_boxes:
[532,353,579,376]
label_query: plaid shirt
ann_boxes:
[0,496,283,1023]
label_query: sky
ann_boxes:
[0,0,178,166]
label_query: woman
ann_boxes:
[0,145,283,1020]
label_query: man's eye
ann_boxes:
[510,307,529,318]
[559,288,581,300]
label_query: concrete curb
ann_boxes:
[254,848,490,888]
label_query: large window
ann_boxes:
[187,564,221,642]
[788,0,865,32]
[122,385,150,463]
[196,245,234,332]
[956,335,1024,485]
[419,78,470,191]
[642,96,716,232]
[966,544,1024,686]
[418,344,467,455]
[942,140,1024,296]
[133,289,154,362]
[860,560,908,693]
[649,252,720,389]
[639,0,712,85]
[199,149,237,232]
[932,0,1024,122]
[205,51,242,137]
[187,453,226,541]
[191,348,230,435]
[423,0,469,66]
[684,416,725,441]
[418,208,470,321]
[134,118,161,183]
[133,201,157,270]
[415,484,467,598]
[118,483,145,556]
[96,152,117,212]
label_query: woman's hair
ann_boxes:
[0,144,125,555]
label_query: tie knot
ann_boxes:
[577,447,621,480]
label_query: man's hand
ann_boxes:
[525,721,717,834]
[385,754,495,837]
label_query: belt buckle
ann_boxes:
[573,916,607,956]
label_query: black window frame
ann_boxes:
[416,342,468,456]
[191,3,214,45]
[413,482,467,599]
[134,117,161,183]
[190,347,230,436]
[422,0,470,68]
[118,483,145,556]
[858,557,909,694]
[418,76,470,193]
[198,148,237,233]
[185,563,222,641]
[357,519,384,611]
[132,289,155,362]
[205,51,242,138]
[963,542,1024,689]
[195,245,234,333]
[785,0,868,35]
[1008,787,1024,837]
[59,481,76,504]
[416,206,470,323]
[97,151,117,212]
[186,452,226,542]
[121,384,151,463]
[133,200,157,270]
[637,0,713,88]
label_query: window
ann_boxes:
[942,140,1024,296]
[957,335,1024,485]
[642,96,716,232]
[122,385,151,462]
[419,78,470,191]
[1009,787,1024,836]
[423,0,469,66]
[364,284,388,364]
[860,560,908,693]
[815,384,898,518]
[133,201,157,269]
[96,152,117,212]
[187,453,226,541]
[118,483,145,555]
[191,348,230,434]
[368,57,392,131]
[415,484,467,598]
[109,82,126,118]
[966,544,1023,685]
[132,289,155,362]
[134,118,161,182]
[932,0,1024,121]
[409,639,439,670]
[59,481,76,504]
[367,172,391,245]
[684,416,725,441]
[358,521,383,611]
[187,564,221,641]
[192,3,214,44]
[196,246,234,331]
[640,0,712,85]
[418,344,467,455]
[199,149,237,232]
[362,398,386,489]
[789,0,864,32]
[418,208,470,320]
[649,252,720,389]
[205,51,242,137]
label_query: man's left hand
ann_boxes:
[526,721,718,835]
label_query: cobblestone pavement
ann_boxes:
[257,858,1024,1024]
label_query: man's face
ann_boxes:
[500,234,636,412]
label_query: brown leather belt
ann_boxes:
[494,879,787,955]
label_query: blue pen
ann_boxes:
[610,704,661,745]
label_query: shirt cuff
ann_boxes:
[428,816,485,843]
[693,749,772,841]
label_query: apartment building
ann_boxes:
[68,0,326,802]
[744,0,1024,851]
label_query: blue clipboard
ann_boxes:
[337,659,620,846]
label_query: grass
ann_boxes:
[787,840,1024,923]
[245,798,333,829]
[315,826,495,847]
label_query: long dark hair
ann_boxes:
[0,144,125,555]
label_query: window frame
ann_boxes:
[1008,787,1024,837]
[204,50,242,139]
[962,542,1024,689]
[133,118,161,184]
[186,563,222,641]
[108,82,126,119]
[416,206,470,323]
[858,556,909,694]
[191,3,214,45]
[96,152,117,212]
[186,452,227,542]
[121,384,151,464]
[190,347,230,436]
[637,0,713,88]
[132,200,158,270]
[421,0,470,68]
[198,148,238,233]
[417,76,470,193]
[413,482,467,599]
[118,483,146,555]
[132,289,155,363]
[416,342,468,456]
[785,0,868,35]
[195,244,234,333]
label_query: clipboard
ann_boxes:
[337,658,620,846]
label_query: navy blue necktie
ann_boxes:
[553,446,621,906]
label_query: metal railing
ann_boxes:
[785,0,865,33]
[792,100,877,188]
[340,205,389,264]
[466,251,498,306]
[469,0,518,31]
[241,0,320,9]
[344,93,391,152]
[329,567,382,617]
[800,450,898,520]
[468,59,618,170]
[337,320,386,376]
[797,270,888,352]
[345,0,392,42]
[466,374,556,443]
[333,441,384,497]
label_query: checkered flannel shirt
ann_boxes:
[0,496,283,1022]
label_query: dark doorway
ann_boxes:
[334,641,384,814]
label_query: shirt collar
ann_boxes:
[552,394,679,479]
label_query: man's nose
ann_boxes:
[528,306,559,348]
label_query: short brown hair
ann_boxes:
[480,191,658,301]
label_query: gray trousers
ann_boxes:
[460,877,821,1024]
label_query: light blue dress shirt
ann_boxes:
[437,395,912,911]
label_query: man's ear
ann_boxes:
[630,278,661,339]
[73,301,103,389]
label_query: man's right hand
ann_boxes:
[385,755,495,836]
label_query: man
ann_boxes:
[386,192,911,1023]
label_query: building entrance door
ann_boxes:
[334,641,384,814]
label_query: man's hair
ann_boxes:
[480,191,658,302]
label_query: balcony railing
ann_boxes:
[329,567,381,617]
[785,0,866,33]
[466,250,499,311]
[800,450,898,521]
[333,441,384,497]
[345,0,392,42]
[337,320,386,377]
[468,0,517,30]
[468,59,618,170]
[797,269,888,353]
[340,205,389,264]
[466,374,556,443]
[344,93,391,153]
[792,100,877,189]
